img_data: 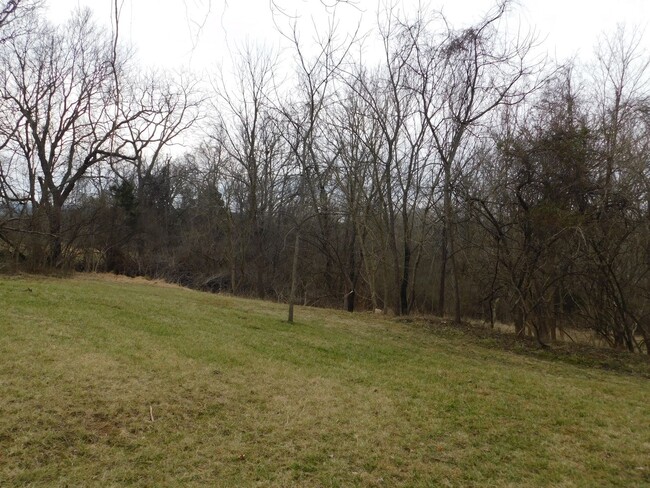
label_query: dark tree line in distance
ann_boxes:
[1,1,649,353]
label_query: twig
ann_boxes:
[149,405,154,422]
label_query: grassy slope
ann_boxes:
[0,274,648,487]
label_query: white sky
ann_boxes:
[45,0,650,74]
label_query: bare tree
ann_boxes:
[408,0,540,322]
[276,14,358,317]
[0,8,155,266]
[581,25,650,352]
[0,0,41,42]
[209,44,288,297]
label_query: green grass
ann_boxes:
[0,274,649,487]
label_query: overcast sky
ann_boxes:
[46,0,650,72]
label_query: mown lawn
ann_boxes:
[0,274,648,487]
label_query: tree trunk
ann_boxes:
[437,224,447,316]
[344,226,358,313]
[399,242,411,315]
[357,227,378,311]
[442,161,462,324]
[490,297,499,329]
[47,204,63,267]
[515,306,525,337]
[288,230,300,323]
[344,249,357,312]
[449,237,461,324]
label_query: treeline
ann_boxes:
[0,1,648,353]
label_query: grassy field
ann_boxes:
[0,274,648,487]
